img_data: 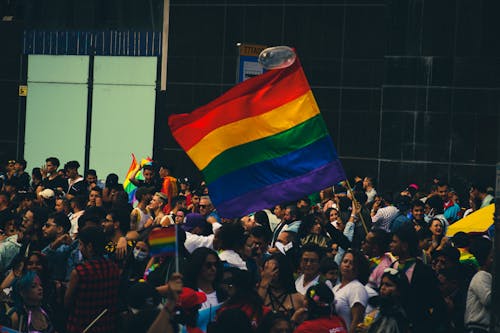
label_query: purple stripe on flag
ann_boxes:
[215,159,346,218]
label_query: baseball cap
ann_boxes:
[181,213,206,232]
[39,189,55,200]
[178,287,206,309]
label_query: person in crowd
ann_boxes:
[68,195,87,238]
[319,256,339,288]
[87,187,103,208]
[199,195,220,224]
[41,212,74,281]
[370,193,398,232]
[469,182,494,209]
[332,249,369,333]
[362,229,393,289]
[9,271,55,332]
[184,247,226,310]
[218,268,270,329]
[437,266,467,333]
[389,225,448,332]
[358,268,411,333]
[188,190,201,213]
[129,164,158,190]
[144,192,170,228]
[257,312,292,333]
[431,246,460,273]
[65,226,121,333]
[292,282,347,333]
[452,231,479,269]
[102,173,119,205]
[122,240,151,283]
[363,176,377,204]
[436,182,460,223]
[409,200,427,231]
[464,237,493,333]
[416,227,433,264]
[30,167,43,193]
[258,253,304,318]
[84,169,101,191]
[102,208,133,265]
[295,243,323,295]
[54,197,71,216]
[120,280,162,333]
[427,217,449,254]
[39,157,66,194]
[158,163,178,213]
[64,160,86,199]
[217,222,247,270]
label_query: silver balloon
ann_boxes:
[258,46,296,70]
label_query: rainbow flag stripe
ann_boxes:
[149,226,176,257]
[168,57,346,218]
[123,154,153,205]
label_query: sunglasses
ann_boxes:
[199,204,208,208]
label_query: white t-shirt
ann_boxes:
[295,274,320,295]
[200,290,219,310]
[332,279,368,328]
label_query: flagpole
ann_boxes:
[344,179,369,235]
[174,224,179,272]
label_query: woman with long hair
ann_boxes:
[217,268,270,330]
[358,268,411,333]
[183,247,226,309]
[332,249,370,333]
[427,217,449,254]
[9,271,54,332]
[257,253,304,318]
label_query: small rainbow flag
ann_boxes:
[168,55,346,218]
[123,154,153,205]
[148,226,177,257]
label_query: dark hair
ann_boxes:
[285,205,301,221]
[184,247,223,295]
[364,176,376,187]
[394,225,419,257]
[89,187,103,196]
[416,227,432,241]
[78,206,106,230]
[452,232,470,248]
[85,169,97,177]
[222,268,263,322]
[353,191,368,206]
[218,222,246,251]
[105,173,119,188]
[469,237,492,267]
[411,200,425,210]
[172,195,187,207]
[305,282,336,318]
[250,225,272,243]
[79,226,106,256]
[380,268,410,302]
[257,312,290,333]
[320,256,339,274]
[394,194,411,212]
[64,160,80,170]
[300,242,324,261]
[31,167,42,180]
[142,164,154,172]
[70,195,88,210]
[436,181,449,189]
[17,159,27,169]
[48,212,71,233]
[426,195,444,214]
[210,308,252,333]
[266,253,297,293]
[107,208,130,234]
[341,249,370,284]
[253,211,271,234]
[45,157,60,168]
[437,266,462,283]
[370,229,391,254]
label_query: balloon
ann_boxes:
[258,46,296,70]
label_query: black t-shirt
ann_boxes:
[68,179,87,196]
[0,207,13,231]
[13,172,30,191]
[42,175,67,191]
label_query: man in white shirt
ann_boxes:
[295,243,322,295]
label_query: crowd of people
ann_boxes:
[0,157,496,333]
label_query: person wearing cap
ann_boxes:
[130,186,154,233]
[292,282,347,333]
[148,273,206,333]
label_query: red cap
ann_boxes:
[178,287,207,309]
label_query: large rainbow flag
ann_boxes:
[149,226,176,257]
[168,56,346,217]
[123,154,153,205]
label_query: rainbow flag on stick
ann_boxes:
[148,226,177,257]
[168,55,346,218]
[123,154,153,205]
